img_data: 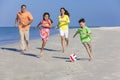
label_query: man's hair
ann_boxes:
[21,4,26,8]
[78,18,85,23]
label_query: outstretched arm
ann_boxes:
[73,31,78,38]
[35,21,41,29]
[15,15,19,27]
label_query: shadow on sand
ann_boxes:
[1,47,21,52]
[1,47,39,58]
[23,53,40,58]
[37,48,61,52]
[52,56,90,62]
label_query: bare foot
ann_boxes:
[26,44,30,49]
[65,44,69,52]
[24,49,26,51]
[40,50,44,57]
[21,50,25,54]
[62,48,65,53]
[89,56,93,61]
[62,50,64,53]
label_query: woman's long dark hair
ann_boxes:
[43,12,53,23]
[60,7,70,17]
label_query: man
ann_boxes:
[15,4,33,53]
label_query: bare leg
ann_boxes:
[87,42,93,60]
[61,36,65,53]
[65,38,69,48]
[83,43,93,60]
[87,42,92,54]
[40,40,47,56]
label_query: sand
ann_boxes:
[0,27,120,80]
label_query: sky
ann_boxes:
[0,0,120,27]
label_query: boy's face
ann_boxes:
[79,22,85,28]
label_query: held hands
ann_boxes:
[82,32,90,36]
[87,33,90,36]
[21,22,28,27]
[23,24,27,27]
[42,23,49,27]
[60,20,66,22]
[42,23,52,28]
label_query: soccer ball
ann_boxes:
[69,53,77,62]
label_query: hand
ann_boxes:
[60,20,66,22]
[22,23,28,27]
[82,32,86,34]
[43,24,49,27]
[87,33,90,36]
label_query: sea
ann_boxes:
[0,27,60,46]
[0,26,116,46]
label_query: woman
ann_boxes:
[35,12,53,56]
[58,7,70,53]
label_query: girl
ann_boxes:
[58,8,70,53]
[35,12,53,56]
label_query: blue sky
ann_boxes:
[0,0,120,27]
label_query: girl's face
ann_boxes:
[44,14,49,20]
[60,9,65,15]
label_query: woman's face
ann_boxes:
[44,14,49,20]
[60,9,65,15]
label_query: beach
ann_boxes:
[0,28,120,80]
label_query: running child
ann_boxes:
[35,12,53,56]
[73,18,93,60]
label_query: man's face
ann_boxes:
[79,22,85,28]
[21,6,26,13]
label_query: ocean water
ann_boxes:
[0,26,117,46]
[0,27,59,46]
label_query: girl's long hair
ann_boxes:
[60,7,70,17]
[43,12,53,23]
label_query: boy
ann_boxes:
[73,18,93,60]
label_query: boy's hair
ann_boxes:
[78,18,85,23]
[21,4,26,8]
